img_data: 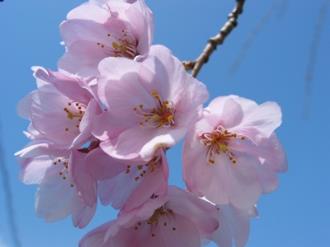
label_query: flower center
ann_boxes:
[133,205,177,237]
[63,101,86,133]
[147,206,174,225]
[53,157,74,188]
[200,125,245,165]
[125,155,161,182]
[96,29,137,59]
[133,91,175,128]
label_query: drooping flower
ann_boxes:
[17,67,100,148]
[69,143,169,212]
[15,141,96,228]
[183,95,287,209]
[92,148,169,213]
[79,186,219,247]
[59,0,153,77]
[96,45,209,160]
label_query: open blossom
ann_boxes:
[17,67,100,148]
[96,45,209,160]
[183,95,287,209]
[91,148,169,213]
[59,0,153,77]
[15,141,96,228]
[80,186,219,247]
[73,146,169,213]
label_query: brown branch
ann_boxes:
[183,0,246,78]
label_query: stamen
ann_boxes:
[63,102,86,133]
[147,206,174,225]
[133,91,175,129]
[96,29,137,59]
[132,205,178,237]
[200,125,246,165]
[125,155,162,182]
[53,157,74,188]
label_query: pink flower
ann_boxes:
[15,141,96,228]
[18,67,100,149]
[96,45,209,160]
[59,0,153,77]
[93,148,169,213]
[79,186,219,247]
[212,204,257,247]
[183,95,287,209]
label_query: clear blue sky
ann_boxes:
[1,0,329,246]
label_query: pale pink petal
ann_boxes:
[70,150,97,207]
[72,195,96,228]
[167,187,219,237]
[98,150,168,211]
[30,85,79,147]
[17,91,34,120]
[120,151,169,212]
[124,2,153,55]
[80,222,113,247]
[67,2,109,23]
[33,67,92,103]
[183,131,230,205]
[259,134,288,172]
[213,205,257,247]
[72,99,101,148]
[100,127,151,160]
[234,101,282,143]
[85,147,126,181]
[142,214,202,247]
[59,40,108,77]
[36,165,76,222]
[21,155,53,185]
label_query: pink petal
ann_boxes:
[80,222,113,247]
[67,2,109,23]
[213,205,257,247]
[72,195,96,228]
[167,187,219,237]
[30,85,80,147]
[121,150,169,212]
[235,101,282,143]
[70,150,97,207]
[33,67,92,104]
[59,40,108,77]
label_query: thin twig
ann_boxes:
[228,0,279,75]
[303,0,330,118]
[0,120,21,247]
[183,0,246,78]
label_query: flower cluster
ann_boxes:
[16,0,287,246]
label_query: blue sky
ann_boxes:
[0,0,330,246]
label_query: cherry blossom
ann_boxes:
[92,148,169,213]
[16,0,288,245]
[183,95,287,209]
[59,0,153,77]
[15,141,96,228]
[17,67,100,149]
[80,186,219,247]
[96,45,208,160]
[71,146,169,213]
